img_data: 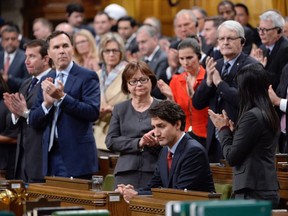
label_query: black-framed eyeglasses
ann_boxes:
[217,36,241,42]
[103,49,121,54]
[257,27,278,33]
[128,78,150,86]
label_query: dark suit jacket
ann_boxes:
[260,36,288,89]
[14,76,48,182]
[193,53,258,161]
[138,133,215,195]
[219,107,279,192]
[0,49,30,92]
[29,63,100,176]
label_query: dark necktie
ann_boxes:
[266,48,271,57]
[221,62,231,80]
[167,151,173,172]
[27,77,38,94]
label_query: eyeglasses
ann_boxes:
[103,49,121,54]
[128,78,150,86]
[75,40,88,46]
[217,36,241,42]
[257,27,278,33]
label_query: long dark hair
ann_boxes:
[237,63,279,134]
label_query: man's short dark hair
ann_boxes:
[66,3,84,17]
[46,31,73,47]
[117,16,138,28]
[149,100,186,131]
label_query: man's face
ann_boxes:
[47,34,74,71]
[25,46,47,76]
[117,20,134,40]
[67,12,84,28]
[136,30,157,57]
[151,117,180,149]
[258,20,280,46]
[235,6,249,26]
[218,4,235,20]
[1,31,19,53]
[93,14,111,36]
[202,20,218,46]
[283,22,288,39]
[33,21,51,40]
[218,27,242,60]
[174,14,197,40]
[192,10,205,32]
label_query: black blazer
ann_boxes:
[138,133,215,195]
[260,36,288,89]
[193,53,258,161]
[219,107,279,192]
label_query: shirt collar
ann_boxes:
[56,61,73,77]
[168,132,185,154]
[145,45,160,62]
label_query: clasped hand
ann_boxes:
[116,184,137,203]
[208,109,234,132]
[41,77,65,108]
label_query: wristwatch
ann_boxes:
[22,109,30,119]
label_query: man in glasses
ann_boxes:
[253,10,288,90]
[193,20,257,163]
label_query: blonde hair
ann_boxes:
[73,29,99,65]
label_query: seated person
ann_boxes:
[117,100,215,202]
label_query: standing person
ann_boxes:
[93,12,112,46]
[0,26,29,93]
[29,31,100,178]
[3,39,51,182]
[73,29,100,71]
[94,33,128,153]
[105,61,162,189]
[193,20,258,162]
[32,18,53,40]
[158,37,208,146]
[117,100,215,202]
[209,63,280,208]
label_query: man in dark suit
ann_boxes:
[3,39,51,182]
[29,31,100,178]
[117,100,215,202]
[193,20,258,162]
[136,25,169,99]
[0,26,29,92]
[256,10,288,90]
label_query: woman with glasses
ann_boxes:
[158,37,208,146]
[73,29,100,71]
[105,61,162,189]
[94,32,128,154]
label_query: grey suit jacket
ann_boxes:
[106,98,162,179]
[0,49,30,92]
[219,107,279,192]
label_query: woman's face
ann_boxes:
[127,69,152,98]
[74,35,90,55]
[178,47,200,73]
[102,41,121,68]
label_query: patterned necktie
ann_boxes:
[167,151,173,172]
[221,62,231,80]
[27,77,38,94]
[4,55,10,75]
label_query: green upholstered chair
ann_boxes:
[214,183,232,200]
[102,174,115,191]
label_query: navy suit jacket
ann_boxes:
[29,63,100,176]
[193,53,258,161]
[138,133,215,195]
[0,49,30,92]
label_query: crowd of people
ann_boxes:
[1,0,288,208]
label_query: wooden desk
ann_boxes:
[27,177,130,216]
[129,188,221,216]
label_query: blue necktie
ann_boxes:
[221,62,231,80]
[27,77,38,94]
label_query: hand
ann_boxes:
[268,85,281,106]
[122,186,138,203]
[250,48,267,67]
[212,68,222,86]
[205,57,217,86]
[3,93,19,117]
[157,79,174,101]
[208,109,233,131]
[167,48,179,70]
[9,93,28,117]
[139,129,159,148]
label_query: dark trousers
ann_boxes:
[279,132,288,153]
[234,189,280,209]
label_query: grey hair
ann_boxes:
[174,9,197,26]
[144,17,162,36]
[259,10,285,28]
[137,25,157,38]
[217,20,245,38]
